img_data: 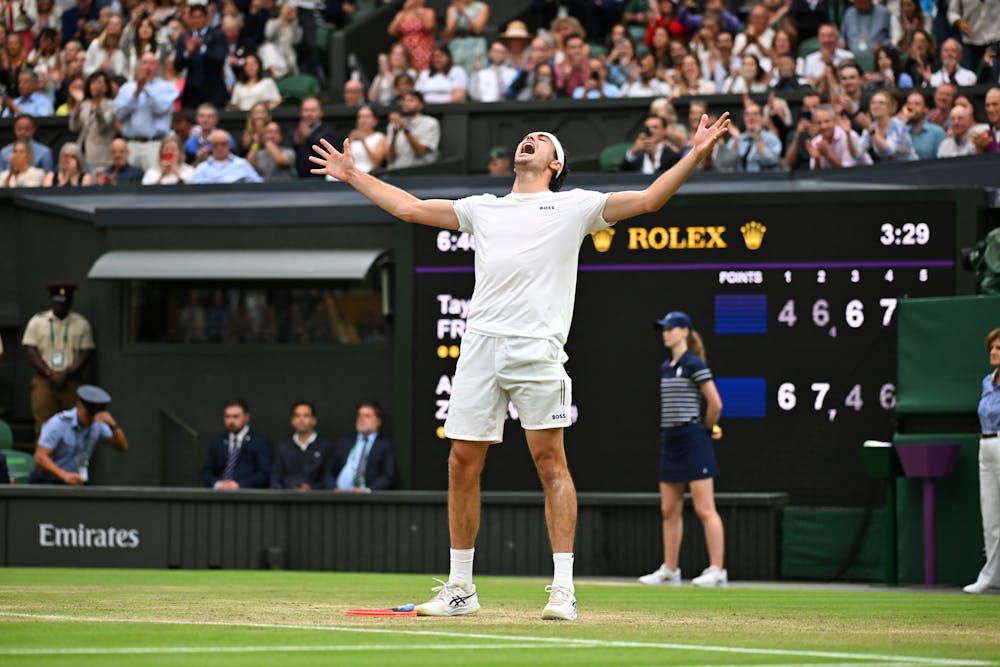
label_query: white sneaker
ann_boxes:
[414,579,480,616]
[541,585,577,620]
[692,566,728,587]
[638,564,681,586]
[963,580,990,594]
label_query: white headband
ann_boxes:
[537,132,565,178]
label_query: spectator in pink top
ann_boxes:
[807,104,870,169]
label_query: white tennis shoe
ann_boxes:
[691,566,728,587]
[963,580,993,594]
[414,579,480,616]
[541,585,577,620]
[638,564,682,586]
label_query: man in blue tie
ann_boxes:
[201,399,273,489]
[332,402,396,492]
[174,2,228,110]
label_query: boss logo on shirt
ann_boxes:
[539,205,556,211]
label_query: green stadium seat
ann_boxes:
[853,51,875,72]
[0,418,13,450]
[599,142,631,173]
[317,24,334,69]
[628,25,647,44]
[277,74,319,106]
[588,43,607,57]
[3,449,35,484]
[798,36,820,58]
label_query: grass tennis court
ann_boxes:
[1,568,998,666]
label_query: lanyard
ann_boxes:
[49,317,69,349]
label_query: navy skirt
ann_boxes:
[659,423,719,483]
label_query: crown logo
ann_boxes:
[591,228,615,253]
[740,221,766,251]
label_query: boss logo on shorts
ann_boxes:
[551,413,566,420]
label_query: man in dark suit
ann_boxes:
[174,3,229,110]
[331,402,395,491]
[292,96,342,178]
[201,399,273,489]
[270,401,336,490]
[621,114,681,175]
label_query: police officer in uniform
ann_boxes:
[30,385,128,485]
[21,283,96,436]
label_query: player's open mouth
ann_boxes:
[519,143,535,156]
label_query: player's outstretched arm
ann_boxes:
[310,138,460,230]
[603,113,730,223]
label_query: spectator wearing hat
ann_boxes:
[201,399,273,490]
[29,384,128,485]
[498,19,532,69]
[638,311,727,589]
[486,145,510,176]
[22,282,96,436]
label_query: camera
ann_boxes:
[799,110,812,121]
[641,127,651,137]
[589,71,600,81]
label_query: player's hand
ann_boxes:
[690,112,730,160]
[310,137,356,180]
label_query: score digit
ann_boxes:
[812,299,830,327]
[778,383,796,410]
[845,300,864,328]
[778,299,797,327]
[879,298,897,326]
[879,383,896,410]
[810,382,830,410]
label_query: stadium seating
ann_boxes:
[0,419,33,484]
[0,419,11,450]
[797,36,820,58]
[277,74,320,106]
[598,142,631,172]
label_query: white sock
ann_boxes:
[449,548,475,588]
[552,552,574,591]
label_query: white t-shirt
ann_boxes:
[453,189,613,345]
[415,66,468,104]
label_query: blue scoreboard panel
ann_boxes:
[411,192,956,506]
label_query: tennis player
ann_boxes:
[310,112,730,621]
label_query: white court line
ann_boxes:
[0,611,993,667]
[0,643,573,655]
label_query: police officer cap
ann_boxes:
[77,384,112,414]
[47,282,77,303]
[655,311,693,330]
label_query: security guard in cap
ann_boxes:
[21,283,96,436]
[30,384,128,485]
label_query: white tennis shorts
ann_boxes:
[444,331,573,443]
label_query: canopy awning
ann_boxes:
[88,250,386,280]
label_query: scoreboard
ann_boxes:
[409,190,958,506]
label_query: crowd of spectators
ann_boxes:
[0,0,997,185]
